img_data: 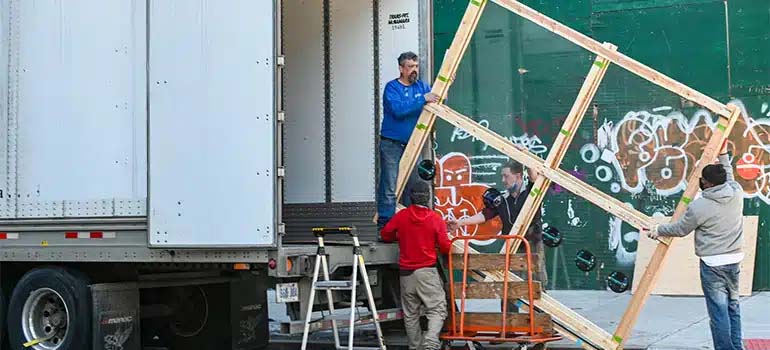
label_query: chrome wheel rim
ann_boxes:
[21,288,69,350]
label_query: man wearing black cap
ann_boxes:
[644,141,744,350]
[380,180,452,350]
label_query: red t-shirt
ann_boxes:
[380,205,452,270]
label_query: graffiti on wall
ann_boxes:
[433,152,502,246]
[578,99,770,265]
[583,100,770,202]
[449,119,549,157]
[436,122,551,245]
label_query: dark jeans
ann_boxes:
[376,137,419,229]
[700,260,743,350]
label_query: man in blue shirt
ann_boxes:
[377,52,438,230]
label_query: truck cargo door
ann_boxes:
[148,0,276,247]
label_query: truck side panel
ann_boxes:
[7,0,147,218]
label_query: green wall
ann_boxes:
[432,0,770,290]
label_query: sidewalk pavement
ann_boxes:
[513,290,770,350]
[269,289,770,349]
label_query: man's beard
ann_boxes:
[408,72,417,83]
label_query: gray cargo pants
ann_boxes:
[400,267,448,350]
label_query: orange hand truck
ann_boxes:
[441,235,562,349]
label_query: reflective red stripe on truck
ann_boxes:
[64,232,116,239]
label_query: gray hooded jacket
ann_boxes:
[657,154,744,257]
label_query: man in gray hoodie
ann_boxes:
[645,142,744,350]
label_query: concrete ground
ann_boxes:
[269,290,770,349]
[541,291,770,350]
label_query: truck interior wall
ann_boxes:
[282,0,326,205]
[281,0,422,242]
[328,0,376,203]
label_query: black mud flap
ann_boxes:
[91,283,141,350]
[230,272,269,350]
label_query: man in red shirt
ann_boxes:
[381,180,452,350]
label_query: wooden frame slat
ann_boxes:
[452,312,554,335]
[456,281,541,299]
[451,254,539,272]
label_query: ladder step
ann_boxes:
[315,280,355,290]
[336,347,383,350]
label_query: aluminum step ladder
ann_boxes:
[300,226,386,350]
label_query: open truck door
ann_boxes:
[148,0,277,247]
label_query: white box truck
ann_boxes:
[0,0,432,349]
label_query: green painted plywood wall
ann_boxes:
[432,0,770,290]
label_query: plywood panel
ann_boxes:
[632,216,757,296]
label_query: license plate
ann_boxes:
[276,282,299,303]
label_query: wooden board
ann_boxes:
[632,216,758,296]
[449,312,554,335]
[454,281,541,299]
[451,254,539,272]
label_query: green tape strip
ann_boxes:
[613,335,623,344]
[717,123,727,132]
[560,129,571,136]
[416,123,427,131]
[470,0,484,6]
[437,75,449,83]
[681,196,692,205]
[594,60,606,68]
[531,187,542,196]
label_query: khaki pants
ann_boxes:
[400,267,447,350]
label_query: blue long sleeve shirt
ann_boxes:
[381,79,432,144]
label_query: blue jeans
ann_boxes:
[377,138,419,229]
[700,260,743,350]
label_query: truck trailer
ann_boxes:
[0,0,432,349]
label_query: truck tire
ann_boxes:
[1,287,6,347]
[7,267,91,350]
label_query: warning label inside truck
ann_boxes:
[388,12,410,30]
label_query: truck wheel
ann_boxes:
[7,267,91,350]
